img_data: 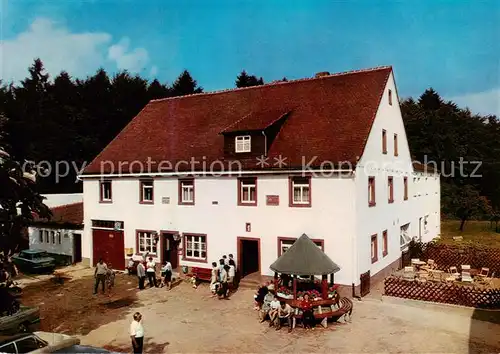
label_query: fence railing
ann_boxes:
[402,241,500,276]
[384,276,500,309]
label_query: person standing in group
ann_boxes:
[210,262,218,285]
[130,312,144,354]
[222,255,228,265]
[137,261,146,290]
[146,256,158,288]
[105,263,116,297]
[93,258,108,295]
[218,259,225,282]
[219,265,230,299]
[228,259,236,287]
[160,260,173,290]
[228,254,234,265]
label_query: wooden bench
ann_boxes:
[291,297,353,329]
[192,267,212,282]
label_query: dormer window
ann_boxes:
[235,135,251,153]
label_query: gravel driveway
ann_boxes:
[78,282,500,353]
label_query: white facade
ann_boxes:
[353,72,440,285]
[28,226,82,262]
[83,174,357,285]
[80,72,441,286]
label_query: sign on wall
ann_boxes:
[266,195,279,206]
[162,197,170,204]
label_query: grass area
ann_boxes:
[439,220,500,248]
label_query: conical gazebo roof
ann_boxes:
[270,234,341,275]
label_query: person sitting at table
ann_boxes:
[268,295,281,327]
[300,293,315,329]
[275,301,294,333]
[259,290,275,322]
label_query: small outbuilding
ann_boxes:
[29,202,83,265]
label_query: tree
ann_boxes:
[171,70,203,96]
[147,79,170,100]
[0,114,51,272]
[235,70,264,88]
[442,184,491,231]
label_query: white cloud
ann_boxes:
[448,88,500,117]
[108,38,149,73]
[0,18,157,83]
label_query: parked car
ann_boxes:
[53,345,123,353]
[0,331,81,353]
[0,332,48,353]
[0,306,40,335]
[31,331,80,353]
[12,250,56,274]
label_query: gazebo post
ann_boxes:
[321,274,328,299]
[293,275,297,300]
[330,273,334,287]
[274,272,278,285]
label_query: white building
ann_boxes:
[30,202,83,265]
[79,66,440,296]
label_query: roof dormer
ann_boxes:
[220,109,291,158]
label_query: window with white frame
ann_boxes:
[45,230,50,243]
[138,231,157,255]
[39,230,44,243]
[57,232,62,244]
[51,231,55,244]
[185,234,207,260]
[400,223,411,248]
[239,178,256,204]
[140,180,154,203]
[179,180,194,204]
[100,181,112,202]
[235,135,251,153]
[291,177,310,205]
[279,238,322,256]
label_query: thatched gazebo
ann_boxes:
[270,233,341,300]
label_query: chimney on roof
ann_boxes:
[315,71,330,78]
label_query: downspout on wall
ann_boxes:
[262,131,268,156]
[351,171,362,300]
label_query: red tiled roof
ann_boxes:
[34,202,83,226]
[220,109,291,133]
[413,162,437,173]
[84,66,392,174]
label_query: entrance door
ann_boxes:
[92,229,125,270]
[237,237,260,277]
[73,233,82,263]
[162,233,179,269]
[360,270,371,297]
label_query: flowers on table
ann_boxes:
[276,286,294,299]
[328,284,339,298]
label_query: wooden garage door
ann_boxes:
[92,229,125,270]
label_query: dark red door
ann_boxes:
[162,234,179,269]
[92,229,125,270]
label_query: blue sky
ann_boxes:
[1,0,499,115]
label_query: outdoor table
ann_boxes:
[469,269,478,277]
[413,261,426,270]
[429,269,444,281]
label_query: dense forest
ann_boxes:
[0,59,499,226]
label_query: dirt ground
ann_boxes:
[20,271,500,353]
[21,272,141,335]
